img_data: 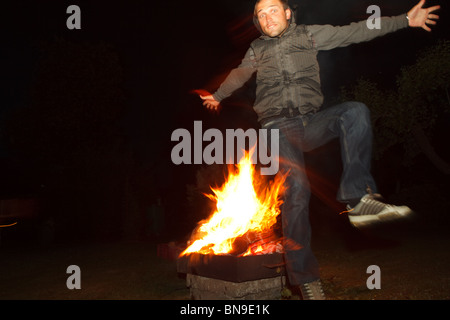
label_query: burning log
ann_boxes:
[231,230,281,256]
[186,229,281,256]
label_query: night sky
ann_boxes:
[1,0,449,242]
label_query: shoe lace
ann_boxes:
[340,186,387,216]
[360,195,391,215]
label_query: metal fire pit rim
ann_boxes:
[177,252,285,283]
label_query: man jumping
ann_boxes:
[199,0,440,299]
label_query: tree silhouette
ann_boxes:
[341,40,450,174]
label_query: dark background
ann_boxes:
[0,0,448,245]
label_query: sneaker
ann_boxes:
[347,193,413,228]
[299,279,326,300]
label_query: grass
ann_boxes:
[1,213,449,300]
[0,241,190,300]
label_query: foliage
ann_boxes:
[340,40,450,164]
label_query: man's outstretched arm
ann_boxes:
[198,47,257,112]
[309,0,440,51]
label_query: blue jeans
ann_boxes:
[261,101,377,285]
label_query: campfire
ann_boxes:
[177,151,295,299]
[180,151,288,258]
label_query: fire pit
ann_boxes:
[177,253,286,300]
[177,152,290,299]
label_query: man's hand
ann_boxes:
[200,94,220,112]
[407,0,440,32]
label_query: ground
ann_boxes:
[0,211,449,300]
[313,219,450,300]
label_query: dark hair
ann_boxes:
[254,0,290,16]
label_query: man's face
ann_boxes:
[255,0,291,37]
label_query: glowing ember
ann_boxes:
[180,151,287,257]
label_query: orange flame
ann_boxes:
[180,151,287,257]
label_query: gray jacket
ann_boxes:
[213,13,409,122]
